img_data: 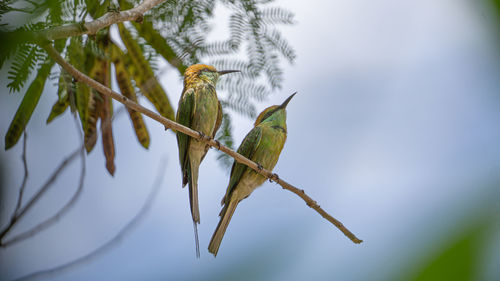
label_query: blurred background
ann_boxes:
[1,0,500,280]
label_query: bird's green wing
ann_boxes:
[223,126,262,204]
[176,88,195,186]
[212,100,223,138]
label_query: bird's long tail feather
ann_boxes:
[208,199,238,256]
[188,159,200,223]
[193,220,200,258]
[188,157,201,257]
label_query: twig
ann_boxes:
[38,0,166,41]
[13,132,29,216]
[0,106,123,246]
[277,179,362,243]
[41,43,363,244]
[0,148,80,245]
[1,119,87,247]
[12,157,168,281]
[3,149,85,247]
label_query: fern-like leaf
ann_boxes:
[264,28,296,63]
[220,98,256,118]
[7,44,41,92]
[261,7,295,25]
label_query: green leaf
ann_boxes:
[118,23,175,120]
[394,218,493,281]
[410,231,481,281]
[118,0,186,73]
[111,44,150,149]
[85,0,110,18]
[46,70,73,123]
[132,21,187,74]
[5,58,53,149]
[75,81,98,152]
[4,37,67,148]
[46,94,69,123]
[46,0,64,24]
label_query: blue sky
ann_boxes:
[1,0,500,280]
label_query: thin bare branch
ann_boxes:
[42,43,363,244]
[0,132,31,245]
[1,98,128,246]
[276,180,362,243]
[13,157,167,281]
[38,0,166,41]
[0,148,81,245]
[14,150,80,222]
[13,132,29,216]
[2,118,87,247]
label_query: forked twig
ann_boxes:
[12,158,167,281]
[1,118,87,247]
[0,149,81,245]
[13,132,29,216]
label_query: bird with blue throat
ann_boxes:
[208,93,296,256]
[176,64,239,257]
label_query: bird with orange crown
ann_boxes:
[176,64,239,257]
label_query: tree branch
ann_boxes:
[0,132,30,245]
[41,43,363,244]
[39,0,166,41]
[1,118,87,247]
[12,157,167,281]
[0,146,81,245]
[0,107,125,246]
[13,132,29,216]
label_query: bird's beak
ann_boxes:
[279,92,297,109]
[218,70,240,75]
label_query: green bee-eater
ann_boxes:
[176,64,239,257]
[208,93,296,256]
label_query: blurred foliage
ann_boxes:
[490,0,500,14]
[392,213,498,281]
[0,0,295,173]
[409,227,483,281]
